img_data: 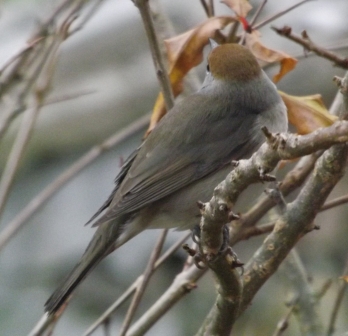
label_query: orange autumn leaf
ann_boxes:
[279,91,337,134]
[221,0,252,17]
[340,275,348,282]
[147,16,236,136]
[245,31,297,83]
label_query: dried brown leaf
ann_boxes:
[221,0,253,17]
[280,91,337,134]
[339,275,348,282]
[245,31,297,82]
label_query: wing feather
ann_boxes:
[92,93,263,226]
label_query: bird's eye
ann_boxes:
[206,64,210,73]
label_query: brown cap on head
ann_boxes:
[208,44,261,82]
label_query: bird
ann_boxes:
[45,41,288,314]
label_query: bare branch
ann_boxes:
[238,222,274,240]
[196,118,348,258]
[132,0,174,112]
[230,153,320,245]
[119,230,168,336]
[321,194,348,212]
[195,251,242,336]
[240,71,348,315]
[84,232,190,336]
[125,107,348,335]
[326,253,348,336]
[249,0,267,26]
[126,266,205,336]
[272,26,348,69]
[241,141,348,314]
[253,0,313,30]
[0,114,149,252]
[280,250,322,334]
[43,89,97,107]
[272,304,295,336]
[200,0,215,17]
[0,34,61,218]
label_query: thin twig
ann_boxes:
[229,153,319,245]
[0,0,101,141]
[0,37,44,75]
[132,0,174,112]
[0,113,149,252]
[321,194,348,211]
[68,0,105,35]
[272,304,296,336]
[280,250,322,334]
[238,222,274,240]
[326,253,348,336]
[253,0,313,30]
[0,0,81,95]
[272,26,348,69]
[227,21,240,43]
[200,0,210,17]
[40,0,79,30]
[249,0,267,26]
[43,89,97,107]
[119,230,168,336]
[126,265,205,336]
[208,0,215,17]
[27,313,53,336]
[0,106,41,216]
[31,212,172,336]
[201,0,215,17]
[0,36,59,218]
[0,35,52,140]
[102,317,111,336]
[84,232,190,336]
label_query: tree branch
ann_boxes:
[280,250,322,334]
[326,252,348,335]
[240,71,348,315]
[193,69,348,332]
[119,230,168,336]
[132,0,174,112]
[272,26,348,69]
[230,152,320,245]
[83,232,190,336]
[0,114,150,252]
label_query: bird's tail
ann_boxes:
[45,220,123,314]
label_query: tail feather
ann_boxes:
[45,220,123,314]
[44,251,104,314]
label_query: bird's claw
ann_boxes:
[224,246,244,272]
[182,243,207,269]
[218,224,230,253]
[258,167,276,183]
[193,253,206,269]
[191,224,201,244]
[185,224,244,271]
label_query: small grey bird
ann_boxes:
[45,42,287,314]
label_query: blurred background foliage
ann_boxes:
[0,0,348,335]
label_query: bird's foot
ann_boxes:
[191,224,201,244]
[258,166,276,183]
[182,243,206,269]
[214,225,244,271]
[185,224,243,271]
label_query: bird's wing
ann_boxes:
[91,93,261,226]
[86,148,140,224]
